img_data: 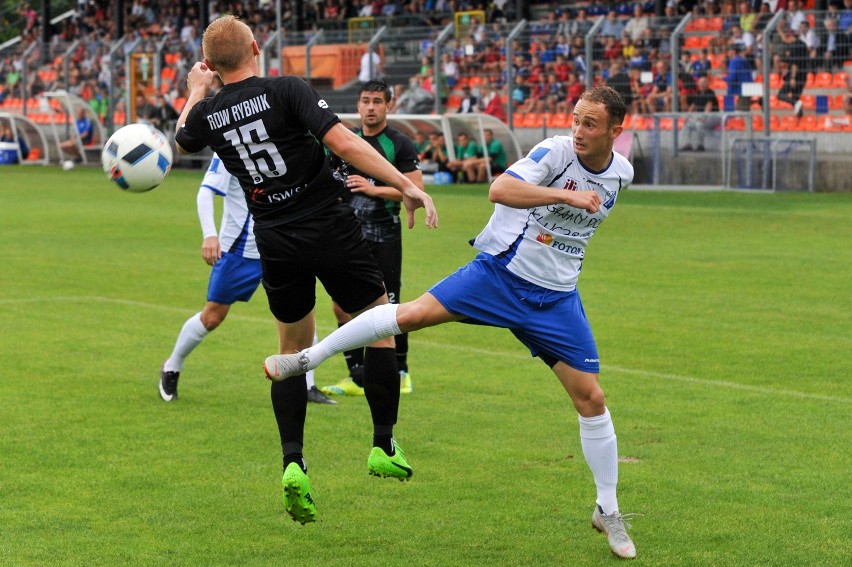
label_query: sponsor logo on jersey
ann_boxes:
[318,99,329,109]
[249,184,307,204]
[535,231,553,245]
[563,177,578,191]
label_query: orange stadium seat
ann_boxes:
[548,112,571,128]
[630,115,650,130]
[769,73,783,89]
[708,53,724,69]
[768,95,789,110]
[161,67,177,81]
[724,117,746,131]
[708,17,723,31]
[833,72,850,89]
[710,76,727,90]
[621,114,633,130]
[684,36,703,49]
[767,114,781,130]
[813,72,833,89]
[777,115,800,131]
[798,115,818,131]
[799,94,816,110]
[522,112,543,128]
[830,94,846,110]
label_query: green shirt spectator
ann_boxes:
[482,129,507,172]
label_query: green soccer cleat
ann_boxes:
[399,370,413,394]
[320,376,365,397]
[367,442,413,481]
[281,462,316,525]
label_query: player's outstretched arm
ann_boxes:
[323,123,438,228]
[175,62,218,154]
[489,173,601,213]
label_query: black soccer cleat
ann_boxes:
[159,366,180,401]
[307,385,337,405]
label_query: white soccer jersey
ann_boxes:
[199,154,259,259]
[472,136,633,292]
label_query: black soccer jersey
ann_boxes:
[330,125,420,242]
[176,76,345,227]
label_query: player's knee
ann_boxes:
[201,312,225,330]
[571,385,607,416]
[201,305,229,330]
[396,302,429,331]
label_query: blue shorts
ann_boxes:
[429,253,600,373]
[207,252,263,305]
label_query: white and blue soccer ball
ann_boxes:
[101,123,173,192]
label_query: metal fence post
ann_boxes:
[506,19,527,129]
[433,23,454,115]
[584,17,604,89]
[305,29,325,86]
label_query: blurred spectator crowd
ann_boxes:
[1,0,851,131]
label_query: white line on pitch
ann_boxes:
[5,295,850,405]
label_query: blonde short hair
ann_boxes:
[202,16,255,73]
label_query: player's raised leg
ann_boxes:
[264,293,459,381]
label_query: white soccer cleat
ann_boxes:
[592,505,637,559]
[263,352,310,381]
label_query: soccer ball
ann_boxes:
[101,123,173,192]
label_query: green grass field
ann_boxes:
[1,166,850,566]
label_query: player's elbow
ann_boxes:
[488,173,514,204]
[175,142,191,155]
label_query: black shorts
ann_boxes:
[367,239,402,305]
[255,202,387,323]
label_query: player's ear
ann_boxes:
[252,40,261,57]
[203,58,217,72]
[611,123,624,140]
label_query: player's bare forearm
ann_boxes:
[324,124,437,228]
[175,62,217,152]
[356,168,423,201]
[489,173,601,213]
[324,124,415,194]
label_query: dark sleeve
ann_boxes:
[175,101,209,154]
[278,76,340,140]
[394,135,421,174]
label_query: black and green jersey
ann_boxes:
[331,125,420,242]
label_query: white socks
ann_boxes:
[305,332,318,388]
[305,304,400,370]
[578,408,619,515]
[164,313,208,372]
